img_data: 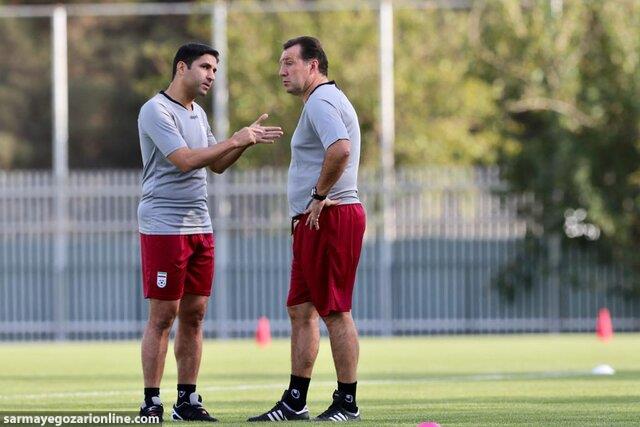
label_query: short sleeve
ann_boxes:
[139,102,187,157]
[306,98,350,149]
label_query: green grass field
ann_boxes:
[0,334,638,426]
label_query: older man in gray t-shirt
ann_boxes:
[287,81,361,217]
[249,36,366,423]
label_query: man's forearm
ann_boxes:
[209,145,250,173]
[315,140,351,195]
[169,138,239,172]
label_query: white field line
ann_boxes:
[0,371,595,401]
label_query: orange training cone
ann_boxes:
[596,308,613,342]
[256,316,272,347]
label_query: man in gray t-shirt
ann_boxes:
[249,36,365,423]
[137,43,282,423]
[286,79,361,217]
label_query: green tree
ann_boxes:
[1,0,502,170]
[470,0,640,293]
[395,8,500,166]
[575,2,640,293]
[0,16,51,169]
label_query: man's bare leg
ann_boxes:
[282,302,319,412]
[289,302,320,377]
[247,302,319,421]
[174,294,209,385]
[318,310,360,419]
[323,311,359,383]
[141,299,179,388]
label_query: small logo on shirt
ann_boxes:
[156,271,167,288]
[291,389,300,399]
[190,115,198,119]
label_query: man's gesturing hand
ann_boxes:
[251,113,284,144]
[232,113,283,147]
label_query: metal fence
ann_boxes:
[1,168,638,341]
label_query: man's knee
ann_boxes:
[176,294,209,330]
[288,304,319,326]
[179,306,207,330]
[148,310,177,333]
[322,311,353,331]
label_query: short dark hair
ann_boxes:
[172,42,219,78]
[283,36,328,76]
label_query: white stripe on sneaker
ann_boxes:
[272,411,281,421]
[278,409,286,420]
[267,413,275,421]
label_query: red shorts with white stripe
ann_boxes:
[287,204,366,317]
[140,233,214,300]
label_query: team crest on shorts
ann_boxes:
[156,271,167,288]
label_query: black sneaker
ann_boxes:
[139,396,164,423]
[171,392,218,422]
[315,390,360,422]
[247,390,310,422]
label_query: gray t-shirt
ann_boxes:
[287,82,361,217]
[137,92,216,235]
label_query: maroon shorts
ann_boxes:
[140,233,214,300]
[287,204,366,317]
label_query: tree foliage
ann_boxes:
[0,0,500,169]
[470,0,640,293]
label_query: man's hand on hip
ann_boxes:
[304,198,340,230]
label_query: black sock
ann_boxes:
[337,381,357,411]
[177,384,196,404]
[283,375,311,412]
[144,387,160,406]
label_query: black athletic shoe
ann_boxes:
[315,390,361,422]
[247,390,310,422]
[171,392,218,422]
[139,396,164,423]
